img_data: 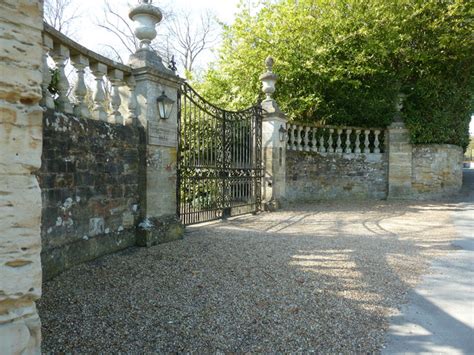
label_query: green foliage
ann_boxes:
[47,68,60,97]
[196,0,474,148]
[465,135,474,161]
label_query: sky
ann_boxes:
[55,0,474,134]
[64,0,241,71]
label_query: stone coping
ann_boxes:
[288,121,385,132]
[43,22,132,74]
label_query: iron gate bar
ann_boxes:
[176,82,263,225]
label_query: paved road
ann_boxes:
[383,169,474,354]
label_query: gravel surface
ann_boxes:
[38,200,460,353]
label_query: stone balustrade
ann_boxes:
[42,23,136,125]
[286,123,385,155]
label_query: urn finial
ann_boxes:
[259,56,278,100]
[265,56,274,72]
[393,92,406,123]
[129,1,162,51]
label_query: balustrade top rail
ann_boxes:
[287,122,385,154]
[43,23,132,74]
[42,22,137,125]
[287,121,384,132]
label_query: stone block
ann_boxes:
[0,103,43,175]
[0,0,43,30]
[0,28,42,103]
[42,229,137,280]
[39,111,143,276]
[89,217,105,237]
[0,1,43,351]
[411,144,463,197]
[285,150,388,201]
[136,215,184,247]
[145,145,177,217]
[0,303,41,354]
[0,174,42,300]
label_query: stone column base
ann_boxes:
[263,199,280,212]
[0,303,41,354]
[136,215,184,247]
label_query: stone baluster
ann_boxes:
[318,129,326,153]
[297,125,303,151]
[328,129,334,153]
[374,129,381,154]
[71,54,90,118]
[51,43,73,114]
[126,75,138,125]
[364,129,371,153]
[345,129,352,153]
[289,124,295,150]
[354,129,361,154]
[296,125,302,150]
[289,125,295,150]
[90,62,108,121]
[311,127,318,152]
[108,69,124,124]
[41,34,55,109]
[335,128,343,153]
[304,126,310,152]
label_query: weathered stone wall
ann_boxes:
[38,111,144,279]
[0,0,43,352]
[285,151,388,202]
[387,123,413,198]
[411,144,463,197]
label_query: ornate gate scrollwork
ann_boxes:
[177,83,263,225]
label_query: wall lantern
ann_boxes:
[156,91,174,119]
[279,124,287,142]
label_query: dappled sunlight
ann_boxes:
[290,250,393,316]
[39,199,464,353]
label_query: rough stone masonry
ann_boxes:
[285,151,388,201]
[0,0,44,353]
[37,111,144,279]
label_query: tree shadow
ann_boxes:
[39,196,470,352]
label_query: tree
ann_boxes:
[198,0,474,148]
[94,0,141,63]
[167,11,219,74]
[44,0,81,37]
[96,0,217,75]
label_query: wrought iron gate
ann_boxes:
[177,83,263,225]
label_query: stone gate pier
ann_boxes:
[0,0,44,353]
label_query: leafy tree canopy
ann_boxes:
[196,0,474,148]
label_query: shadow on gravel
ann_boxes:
[38,198,463,353]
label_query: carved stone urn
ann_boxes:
[129,0,162,51]
[259,56,278,100]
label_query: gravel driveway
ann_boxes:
[38,200,460,353]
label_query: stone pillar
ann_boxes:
[259,57,287,209]
[0,0,44,353]
[387,94,413,198]
[128,2,184,246]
